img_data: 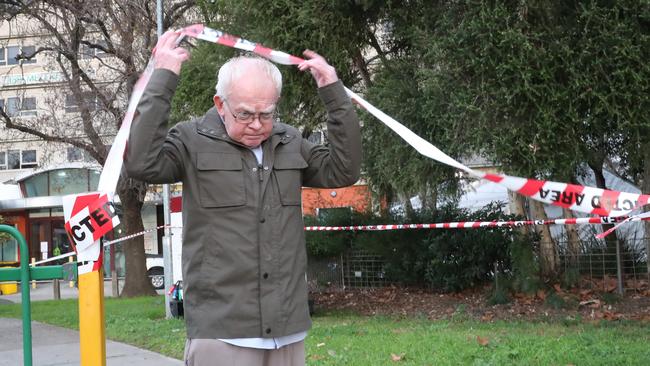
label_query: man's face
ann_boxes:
[214,68,278,148]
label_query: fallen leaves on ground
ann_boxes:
[309,354,325,361]
[311,279,650,323]
[476,335,490,347]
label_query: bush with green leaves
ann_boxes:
[354,203,524,292]
[304,208,354,258]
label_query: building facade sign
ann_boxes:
[1,71,65,87]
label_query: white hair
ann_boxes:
[215,55,282,98]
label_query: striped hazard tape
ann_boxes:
[304,215,650,231]
[75,23,649,253]
[32,225,179,266]
[175,24,650,219]
[34,213,650,268]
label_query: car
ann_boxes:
[146,255,165,290]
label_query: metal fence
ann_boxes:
[307,237,650,292]
[307,249,393,291]
[556,236,649,293]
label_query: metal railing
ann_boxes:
[0,225,76,366]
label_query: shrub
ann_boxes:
[304,208,353,258]
[355,203,518,292]
[510,235,543,294]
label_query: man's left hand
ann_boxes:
[298,50,339,88]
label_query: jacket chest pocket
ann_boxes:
[196,152,246,208]
[273,153,308,206]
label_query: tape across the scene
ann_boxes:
[305,215,650,232]
[179,25,649,220]
[35,214,650,268]
[71,24,648,251]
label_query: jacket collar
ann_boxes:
[196,107,294,146]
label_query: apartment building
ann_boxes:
[0,13,157,273]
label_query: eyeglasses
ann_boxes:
[223,99,276,125]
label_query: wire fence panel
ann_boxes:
[343,249,392,288]
[307,237,649,292]
[307,256,344,291]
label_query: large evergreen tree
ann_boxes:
[173,1,648,277]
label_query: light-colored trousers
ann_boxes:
[184,339,305,366]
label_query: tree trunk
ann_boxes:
[419,185,437,212]
[563,208,581,267]
[508,191,529,235]
[118,183,156,297]
[531,200,557,277]
[641,148,650,277]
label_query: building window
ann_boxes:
[3,45,36,66]
[1,149,37,170]
[67,146,93,162]
[79,40,110,59]
[22,168,98,197]
[23,172,48,197]
[7,150,20,169]
[95,40,109,58]
[21,150,37,168]
[6,97,37,117]
[0,224,18,262]
[65,93,99,113]
[79,43,94,59]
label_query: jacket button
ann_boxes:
[260,217,265,223]
[263,273,269,279]
[265,328,271,334]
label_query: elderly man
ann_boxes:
[125,30,361,366]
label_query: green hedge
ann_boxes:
[306,203,535,292]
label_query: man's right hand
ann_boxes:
[153,30,191,75]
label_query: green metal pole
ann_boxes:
[0,224,32,366]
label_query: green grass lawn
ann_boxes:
[1,296,649,365]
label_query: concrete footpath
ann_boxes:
[0,317,184,365]
[0,280,182,365]
[0,278,129,303]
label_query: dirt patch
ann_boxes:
[311,280,650,323]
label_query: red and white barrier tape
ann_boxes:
[71,24,648,252]
[177,24,650,220]
[305,215,650,231]
[32,225,178,266]
[36,213,650,267]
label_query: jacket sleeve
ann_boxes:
[301,80,362,188]
[124,69,185,184]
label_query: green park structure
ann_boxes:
[0,224,76,366]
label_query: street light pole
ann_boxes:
[157,0,174,320]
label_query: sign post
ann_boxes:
[78,263,106,365]
[63,192,119,366]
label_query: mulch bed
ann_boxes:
[311,278,650,323]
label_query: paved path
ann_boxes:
[0,280,180,365]
[0,317,183,366]
[0,279,163,303]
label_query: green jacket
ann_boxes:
[124,69,361,339]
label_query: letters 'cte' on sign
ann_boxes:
[63,192,120,253]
